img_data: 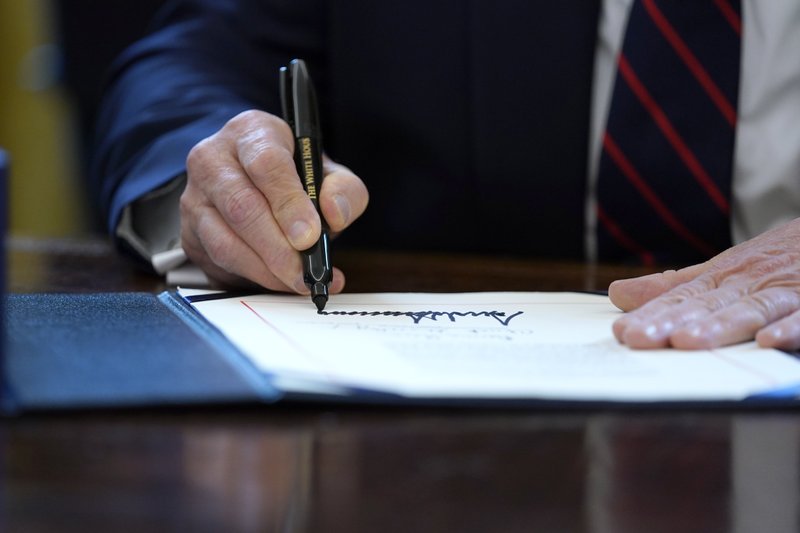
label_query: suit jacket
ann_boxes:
[92,0,600,259]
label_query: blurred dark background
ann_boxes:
[0,1,166,236]
[55,0,167,184]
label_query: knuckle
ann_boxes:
[186,136,216,174]
[271,190,310,221]
[226,109,267,131]
[222,186,265,229]
[179,189,205,224]
[695,286,746,312]
[694,294,726,314]
[668,277,716,301]
[242,142,296,187]
[227,110,293,146]
[717,251,800,288]
[202,232,237,273]
[179,182,201,208]
[745,292,781,322]
[651,293,688,308]
[747,288,800,320]
[750,269,800,292]
[179,192,191,217]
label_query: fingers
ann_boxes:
[615,286,800,349]
[181,196,348,294]
[756,310,800,350]
[608,262,710,311]
[320,159,369,232]
[236,122,320,251]
[610,218,800,350]
[612,279,739,348]
[184,113,304,292]
[181,189,304,292]
[181,109,363,293]
[671,288,800,349]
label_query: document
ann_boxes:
[180,290,800,403]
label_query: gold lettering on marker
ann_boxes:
[300,137,317,199]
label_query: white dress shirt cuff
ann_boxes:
[115,173,209,287]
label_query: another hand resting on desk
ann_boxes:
[180,110,369,291]
[610,217,800,350]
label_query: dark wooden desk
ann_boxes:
[5,237,799,533]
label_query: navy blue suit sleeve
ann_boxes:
[90,0,324,236]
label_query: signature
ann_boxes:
[318,309,524,326]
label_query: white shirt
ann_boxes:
[587,0,800,261]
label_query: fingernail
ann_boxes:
[642,324,660,341]
[624,322,664,347]
[333,194,351,225]
[682,325,703,339]
[763,326,782,342]
[612,319,628,343]
[288,220,313,247]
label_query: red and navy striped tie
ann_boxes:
[596,0,742,266]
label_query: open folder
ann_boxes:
[6,290,800,411]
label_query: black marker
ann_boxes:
[280,59,333,311]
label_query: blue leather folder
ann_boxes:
[4,292,280,412]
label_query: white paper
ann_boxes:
[179,290,800,402]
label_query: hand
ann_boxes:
[180,109,369,292]
[608,217,800,350]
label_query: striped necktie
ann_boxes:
[596,0,742,266]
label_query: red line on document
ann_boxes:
[239,300,337,381]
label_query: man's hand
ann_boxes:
[609,217,800,350]
[180,109,369,292]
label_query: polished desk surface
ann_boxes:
[5,237,800,533]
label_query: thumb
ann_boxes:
[608,261,711,311]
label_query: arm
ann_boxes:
[91,0,367,291]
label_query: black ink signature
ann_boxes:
[318,309,524,326]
